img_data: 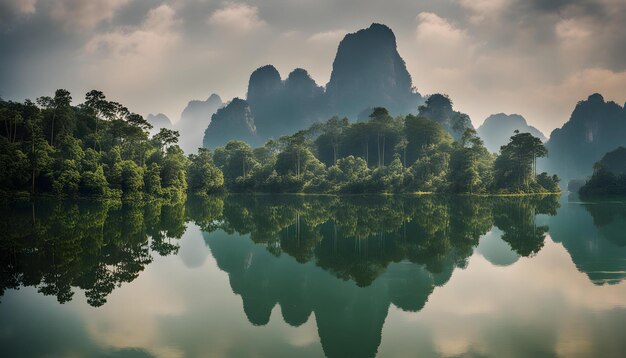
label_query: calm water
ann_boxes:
[1,194,626,358]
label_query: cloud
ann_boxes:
[414,12,474,69]
[82,3,181,96]
[85,4,180,59]
[307,29,347,44]
[543,68,626,108]
[5,0,37,14]
[207,2,266,35]
[1,0,626,135]
[49,0,130,30]
[458,0,510,23]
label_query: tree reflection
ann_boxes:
[0,197,186,306]
[0,193,561,316]
[203,194,559,358]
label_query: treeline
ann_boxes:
[1,90,559,196]
[0,89,221,198]
[211,107,560,194]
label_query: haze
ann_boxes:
[1,0,626,135]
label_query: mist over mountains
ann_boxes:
[146,113,172,136]
[163,22,626,187]
[477,114,546,153]
[178,94,223,153]
[203,23,425,149]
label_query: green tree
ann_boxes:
[314,116,349,165]
[404,114,453,165]
[37,89,73,147]
[153,128,180,153]
[448,129,493,193]
[80,165,109,196]
[493,131,549,192]
[188,148,224,194]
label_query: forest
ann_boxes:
[0,89,560,197]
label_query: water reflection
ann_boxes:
[2,194,626,357]
[0,198,186,306]
[200,195,559,357]
[546,195,626,285]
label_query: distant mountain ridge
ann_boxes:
[177,94,223,152]
[203,23,425,148]
[477,113,546,153]
[146,113,172,136]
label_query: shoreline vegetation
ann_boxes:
[1,89,561,199]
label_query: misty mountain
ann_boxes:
[146,113,172,136]
[203,98,259,149]
[418,94,473,140]
[326,23,423,118]
[177,94,223,152]
[477,113,546,153]
[247,66,325,139]
[202,23,425,148]
[595,147,626,175]
[542,93,626,180]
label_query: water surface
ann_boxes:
[1,194,626,357]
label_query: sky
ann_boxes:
[1,0,625,135]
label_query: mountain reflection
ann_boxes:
[4,193,626,347]
[547,196,626,285]
[199,194,560,357]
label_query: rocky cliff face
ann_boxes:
[178,94,223,152]
[543,93,626,180]
[246,66,325,139]
[325,23,422,119]
[477,113,546,153]
[203,98,258,149]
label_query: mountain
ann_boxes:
[595,147,626,175]
[177,94,223,152]
[202,23,429,149]
[418,94,473,140]
[326,23,423,118]
[542,93,626,181]
[247,66,325,139]
[203,98,259,149]
[477,113,546,153]
[146,113,172,136]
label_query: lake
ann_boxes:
[1,194,626,357]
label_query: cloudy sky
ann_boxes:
[1,0,625,135]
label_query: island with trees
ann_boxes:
[0,89,559,198]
